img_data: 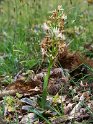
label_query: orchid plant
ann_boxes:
[41,5,67,108]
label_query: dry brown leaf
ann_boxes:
[50,68,65,78]
[58,51,93,71]
[0,90,18,98]
[6,78,42,91]
[87,0,93,4]
[48,77,68,95]
[50,115,69,124]
[64,103,74,114]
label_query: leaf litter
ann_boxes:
[0,51,93,124]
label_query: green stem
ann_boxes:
[41,60,53,108]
